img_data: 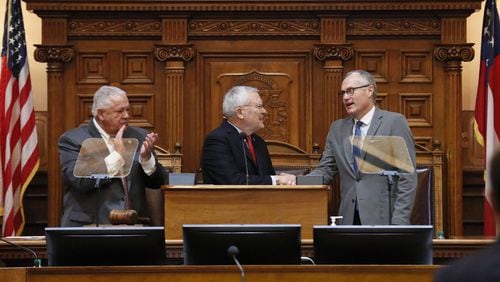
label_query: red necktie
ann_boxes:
[121,177,131,209]
[246,135,257,163]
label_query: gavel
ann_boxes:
[108,209,150,225]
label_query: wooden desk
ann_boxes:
[163,185,329,240]
[0,265,439,282]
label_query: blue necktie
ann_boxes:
[352,121,363,174]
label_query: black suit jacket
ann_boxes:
[58,120,166,226]
[201,120,276,184]
[434,241,500,282]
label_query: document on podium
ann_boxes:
[73,138,139,179]
[354,135,415,175]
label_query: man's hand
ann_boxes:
[111,124,127,155]
[140,131,158,162]
[275,173,296,185]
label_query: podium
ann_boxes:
[162,185,329,240]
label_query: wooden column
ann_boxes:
[314,17,353,123]
[154,17,194,152]
[33,16,73,227]
[434,18,474,236]
[34,46,73,227]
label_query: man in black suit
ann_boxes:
[434,150,500,282]
[201,86,295,185]
[58,86,165,226]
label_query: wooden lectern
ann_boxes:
[163,185,329,240]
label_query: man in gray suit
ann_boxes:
[58,86,166,226]
[309,70,417,225]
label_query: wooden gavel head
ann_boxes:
[108,209,139,225]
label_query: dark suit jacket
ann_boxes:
[201,120,276,184]
[434,241,500,282]
[309,108,417,225]
[58,120,166,227]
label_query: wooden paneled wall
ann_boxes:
[24,0,482,237]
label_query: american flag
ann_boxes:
[0,0,39,237]
[474,0,500,236]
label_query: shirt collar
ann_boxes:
[355,105,376,126]
[93,118,112,143]
[227,120,243,134]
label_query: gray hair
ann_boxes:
[344,70,378,102]
[91,86,127,117]
[222,86,259,117]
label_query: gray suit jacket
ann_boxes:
[309,108,417,225]
[58,120,166,227]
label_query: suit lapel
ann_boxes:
[223,121,256,169]
[361,108,383,161]
[342,118,357,177]
[88,119,103,138]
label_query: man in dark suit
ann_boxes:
[58,85,166,226]
[308,70,417,225]
[434,151,500,282]
[201,86,296,185]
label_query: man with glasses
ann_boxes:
[308,70,417,225]
[201,86,296,185]
[58,85,166,226]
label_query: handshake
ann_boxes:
[275,173,296,185]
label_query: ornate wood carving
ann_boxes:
[155,45,195,62]
[68,19,162,37]
[313,45,353,61]
[347,18,441,36]
[217,69,295,142]
[189,19,320,37]
[434,44,475,62]
[25,2,482,12]
[33,46,73,63]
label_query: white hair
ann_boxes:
[222,86,259,117]
[91,85,127,117]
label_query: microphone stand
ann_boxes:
[90,174,110,227]
[228,245,245,282]
[240,133,250,185]
[379,170,399,225]
[0,238,42,267]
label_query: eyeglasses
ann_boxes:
[241,104,264,110]
[340,84,371,97]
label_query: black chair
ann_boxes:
[410,167,433,225]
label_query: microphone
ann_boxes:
[0,237,42,267]
[227,245,245,282]
[239,132,250,185]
